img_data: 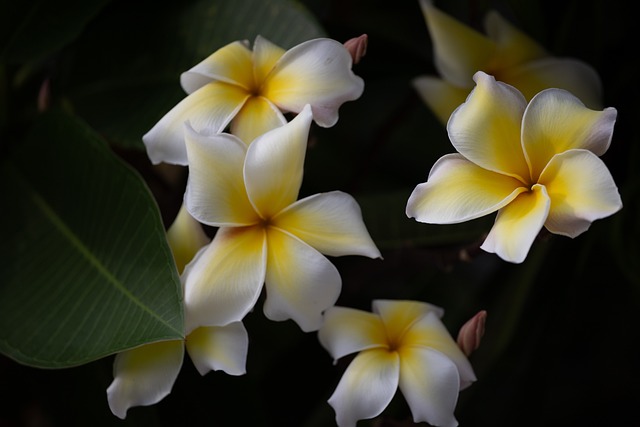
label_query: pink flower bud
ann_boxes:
[344,34,368,65]
[457,310,487,356]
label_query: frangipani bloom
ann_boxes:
[318,300,476,427]
[107,205,249,419]
[414,0,602,124]
[182,105,381,332]
[143,35,364,165]
[406,72,622,264]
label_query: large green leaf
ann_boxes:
[0,110,183,368]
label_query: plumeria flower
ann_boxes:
[318,299,476,427]
[143,35,364,165]
[182,104,381,333]
[414,0,603,124]
[107,205,249,419]
[406,72,622,264]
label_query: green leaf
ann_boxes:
[0,110,183,368]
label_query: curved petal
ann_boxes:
[406,153,526,224]
[318,306,388,362]
[500,57,603,109]
[143,81,249,165]
[481,184,550,263]
[185,322,249,376]
[180,40,254,93]
[106,340,184,419]
[372,300,444,342]
[398,347,461,427]
[522,88,617,180]
[166,203,211,274]
[184,125,259,226]
[402,312,476,389]
[263,227,341,332]
[540,149,622,237]
[448,72,529,181]
[244,105,312,218]
[262,39,364,127]
[183,226,267,330]
[230,96,287,144]
[413,76,470,125]
[418,0,495,88]
[252,35,286,86]
[272,191,381,258]
[328,349,400,427]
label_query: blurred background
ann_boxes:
[1,0,638,425]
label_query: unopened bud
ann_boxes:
[456,310,486,356]
[344,34,368,65]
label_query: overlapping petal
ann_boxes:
[252,35,286,85]
[184,126,258,226]
[107,340,184,419]
[481,185,550,263]
[185,322,249,376]
[262,228,341,332]
[540,149,622,237]
[230,95,287,144]
[166,203,210,274]
[183,226,267,330]
[272,191,381,258]
[406,154,527,224]
[448,72,529,180]
[262,39,364,127]
[372,299,442,342]
[327,349,400,427]
[143,81,248,165]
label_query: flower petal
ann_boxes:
[328,349,400,427]
[166,203,210,274]
[406,153,526,224]
[183,226,267,330]
[418,0,495,88]
[106,340,184,419]
[540,149,622,237]
[230,96,287,144]
[448,72,530,181]
[185,322,249,376]
[398,347,462,427]
[244,105,312,218]
[372,299,444,340]
[522,88,617,180]
[263,227,341,332]
[481,184,550,263]
[413,76,470,125]
[318,306,388,362]
[184,125,259,226]
[180,40,254,93]
[272,191,381,258]
[262,39,364,127]
[252,35,286,86]
[143,81,249,165]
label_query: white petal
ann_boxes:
[252,35,286,86]
[183,226,267,330]
[262,39,364,127]
[481,184,550,263]
[244,105,313,218]
[328,349,400,427]
[263,227,341,332]
[185,322,249,376]
[106,340,184,419]
[273,191,381,258]
[540,149,622,237]
[413,76,470,125]
[406,153,526,224]
[184,125,259,226]
[398,347,462,427]
[318,306,388,362]
[142,81,248,165]
[230,96,287,144]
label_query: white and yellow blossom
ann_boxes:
[182,105,381,333]
[107,205,249,419]
[143,35,364,165]
[318,299,476,427]
[414,0,603,124]
[406,72,622,264]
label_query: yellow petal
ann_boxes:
[413,76,470,125]
[272,191,381,258]
[166,203,210,274]
[230,96,287,144]
[185,322,248,376]
[372,300,443,345]
[406,154,526,224]
[540,149,622,237]
[448,72,530,181]
[481,184,550,263]
[252,35,286,86]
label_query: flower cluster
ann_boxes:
[106,1,623,425]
